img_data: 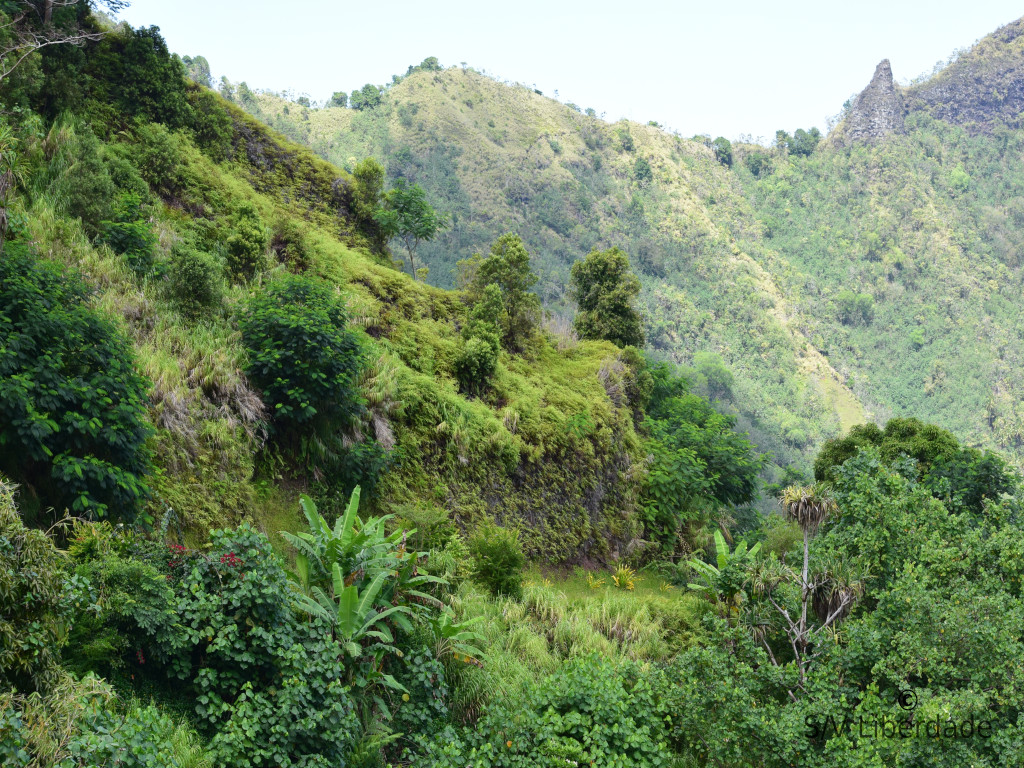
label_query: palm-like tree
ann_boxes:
[749,484,863,690]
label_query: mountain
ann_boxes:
[239,68,864,484]
[236,17,1024,471]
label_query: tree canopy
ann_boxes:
[459,232,541,351]
[375,178,448,280]
[569,246,645,348]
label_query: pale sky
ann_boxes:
[116,1,1023,142]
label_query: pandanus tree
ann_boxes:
[745,484,866,693]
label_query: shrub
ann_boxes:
[569,247,645,348]
[835,288,874,326]
[457,233,541,352]
[225,201,269,281]
[86,25,193,128]
[415,655,673,766]
[59,123,117,237]
[240,273,365,460]
[712,136,733,167]
[467,521,525,600]
[0,480,76,693]
[0,248,152,519]
[454,335,499,395]
[155,525,357,766]
[126,120,187,199]
[165,243,224,320]
[98,193,156,276]
[270,214,314,271]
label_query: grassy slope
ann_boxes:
[244,69,865,480]
[26,94,648,561]
[245,41,1024,469]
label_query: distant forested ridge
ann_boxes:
[236,24,1024,483]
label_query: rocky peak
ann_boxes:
[837,59,907,146]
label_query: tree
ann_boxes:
[455,284,502,395]
[712,136,733,167]
[375,178,448,280]
[633,156,653,186]
[459,233,541,351]
[350,83,382,110]
[329,90,347,108]
[743,484,864,691]
[692,350,733,400]
[789,127,821,157]
[182,54,212,88]
[0,1,127,82]
[569,246,645,348]
[835,288,874,325]
[813,417,959,482]
[641,360,763,552]
[225,201,269,281]
[350,157,387,254]
[240,274,365,468]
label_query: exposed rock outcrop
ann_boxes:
[835,59,907,146]
[906,17,1024,134]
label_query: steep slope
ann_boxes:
[240,69,866,479]
[735,21,1024,463]
[0,26,671,562]
[907,16,1024,133]
[237,18,1024,469]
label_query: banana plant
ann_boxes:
[687,529,761,613]
[282,486,408,596]
[296,562,412,658]
[428,610,486,667]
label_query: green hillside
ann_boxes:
[5,7,1024,768]
[236,20,1024,475]
[239,66,868,482]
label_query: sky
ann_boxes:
[115,1,1024,142]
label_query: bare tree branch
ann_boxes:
[0,1,118,82]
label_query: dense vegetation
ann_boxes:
[3,4,1024,767]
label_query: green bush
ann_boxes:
[63,523,177,679]
[154,525,357,766]
[59,123,117,237]
[458,233,541,352]
[240,273,365,461]
[165,243,224,320]
[0,248,152,519]
[98,193,156,276]
[414,655,673,767]
[225,201,269,281]
[454,335,499,395]
[0,480,76,693]
[86,25,193,129]
[126,121,187,199]
[467,520,525,599]
[569,246,645,348]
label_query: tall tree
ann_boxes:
[375,178,448,280]
[459,233,541,351]
[569,246,645,348]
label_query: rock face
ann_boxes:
[839,59,907,145]
[906,17,1024,133]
